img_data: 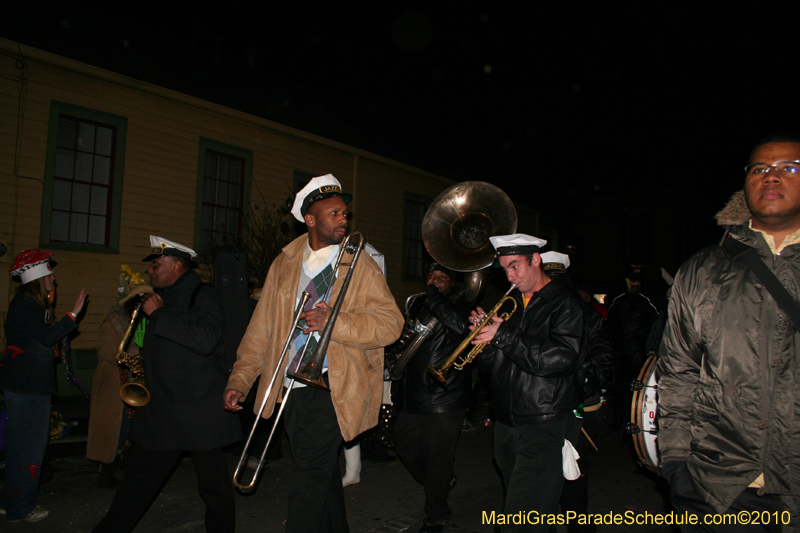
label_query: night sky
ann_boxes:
[3,3,799,258]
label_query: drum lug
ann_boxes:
[625,423,640,435]
[630,379,644,392]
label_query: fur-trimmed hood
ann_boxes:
[715,190,751,227]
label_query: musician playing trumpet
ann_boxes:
[223,174,403,533]
[469,234,588,533]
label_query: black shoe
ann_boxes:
[420,519,448,533]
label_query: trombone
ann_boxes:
[232,232,367,492]
[427,284,517,385]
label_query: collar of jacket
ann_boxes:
[714,190,799,256]
[154,270,198,299]
[516,274,573,306]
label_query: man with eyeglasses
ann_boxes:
[657,134,800,532]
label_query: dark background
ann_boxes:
[3,3,797,296]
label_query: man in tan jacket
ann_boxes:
[224,174,403,532]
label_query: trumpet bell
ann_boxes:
[422,181,517,272]
[120,377,150,407]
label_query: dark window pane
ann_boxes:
[229,184,240,208]
[52,180,72,211]
[95,127,113,156]
[90,185,107,215]
[94,156,110,184]
[202,205,213,230]
[75,153,93,182]
[218,157,230,183]
[71,213,88,242]
[55,148,75,179]
[72,183,91,213]
[228,160,242,184]
[217,181,228,206]
[88,215,106,244]
[77,123,95,152]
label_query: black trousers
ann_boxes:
[283,383,348,533]
[559,406,606,533]
[394,409,466,522]
[663,461,783,533]
[494,414,570,532]
[92,445,235,533]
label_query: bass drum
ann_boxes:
[629,352,661,473]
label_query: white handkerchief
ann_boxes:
[562,439,581,480]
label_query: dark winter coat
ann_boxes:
[392,286,473,414]
[0,294,77,395]
[658,190,800,512]
[578,305,614,407]
[128,270,241,451]
[478,274,587,426]
[606,290,659,365]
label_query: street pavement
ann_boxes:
[4,397,675,532]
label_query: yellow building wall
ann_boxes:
[0,39,547,395]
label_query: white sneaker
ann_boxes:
[10,506,49,523]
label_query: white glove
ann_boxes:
[562,439,581,481]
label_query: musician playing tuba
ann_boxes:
[468,234,589,530]
[223,175,403,533]
[390,261,475,533]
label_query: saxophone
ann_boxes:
[116,301,149,406]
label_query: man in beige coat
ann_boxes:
[224,174,403,532]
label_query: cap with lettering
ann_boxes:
[291,174,353,222]
[540,251,570,276]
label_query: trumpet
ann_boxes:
[427,284,517,385]
[116,301,150,407]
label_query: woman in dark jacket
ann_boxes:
[0,249,86,523]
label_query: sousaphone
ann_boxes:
[422,181,518,272]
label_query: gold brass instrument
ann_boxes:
[385,270,488,380]
[386,181,516,383]
[422,181,517,272]
[427,284,517,385]
[233,292,311,492]
[116,302,150,407]
[288,231,367,389]
[233,231,368,492]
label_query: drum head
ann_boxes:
[629,353,661,473]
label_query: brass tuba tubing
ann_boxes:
[232,292,311,493]
[288,232,367,390]
[427,284,517,385]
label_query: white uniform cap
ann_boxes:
[141,235,197,262]
[489,234,547,256]
[540,251,570,270]
[290,174,352,222]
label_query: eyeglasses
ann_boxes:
[744,160,800,178]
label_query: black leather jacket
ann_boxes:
[391,286,473,414]
[479,275,587,426]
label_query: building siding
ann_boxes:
[0,38,548,396]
